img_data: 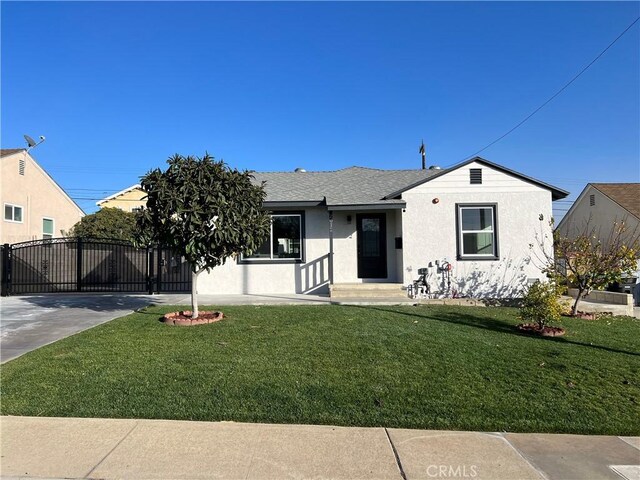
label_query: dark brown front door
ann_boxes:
[357,213,387,279]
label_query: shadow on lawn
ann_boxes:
[353,305,640,357]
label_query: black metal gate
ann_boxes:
[0,238,191,296]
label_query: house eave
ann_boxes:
[263,200,324,208]
[327,202,406,211]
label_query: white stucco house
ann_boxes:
[198,156,568,299]
[556,182,640,304]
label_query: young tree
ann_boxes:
[551,220,639,316]
[136,153,271,318]
[67,207,138,242]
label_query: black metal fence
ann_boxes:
[0,237,191,296]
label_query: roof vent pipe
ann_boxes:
[294,168,306,173]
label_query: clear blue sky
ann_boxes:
[2,2,639,217]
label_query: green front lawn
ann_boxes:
[2,305,639,434]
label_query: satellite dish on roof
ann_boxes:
[23,134,46,152]
[24,135,37,148]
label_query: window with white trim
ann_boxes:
[4,203,23,223]
[243,213,303,261]
[43,218,54,240]
[457,205,498,259]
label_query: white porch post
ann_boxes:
[328,210,334,285]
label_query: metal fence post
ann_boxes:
[156,247,162,293]
[1,244,11,296]
[76,237,83,292]
[147,247,155,294]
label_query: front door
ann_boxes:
[357,213,387,279]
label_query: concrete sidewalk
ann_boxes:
[1,416,638,480]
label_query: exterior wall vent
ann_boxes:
[19,159,25,175]
[470,168,482,184]
[589,194,595,206]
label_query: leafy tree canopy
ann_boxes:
[136,153,271,317]
[548,220,639,315]
[67,207,138,242]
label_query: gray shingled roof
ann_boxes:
[253,166,441,206]
[251,157,569,205]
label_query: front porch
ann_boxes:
[329,282,412,304]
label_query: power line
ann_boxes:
[458,16,640,162]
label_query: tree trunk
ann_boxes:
[191,270,199,319]
[571,288,583,316]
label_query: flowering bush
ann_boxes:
[520,281,564,330]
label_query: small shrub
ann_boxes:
[520,281,564,330]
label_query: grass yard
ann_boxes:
[1,304,639,435]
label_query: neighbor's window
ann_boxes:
[457,205,498,259]
[4,203,23,223]
[243,213,303,261]
[43,218,54,240]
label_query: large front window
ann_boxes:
[244,213,303,261]
[457,205,498,259]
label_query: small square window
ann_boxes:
[4,204,23,223]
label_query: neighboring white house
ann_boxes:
[197,157,568,298]
[556,183,640,304]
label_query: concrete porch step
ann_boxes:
[330,283,407,299]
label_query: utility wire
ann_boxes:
[459,16,640,163]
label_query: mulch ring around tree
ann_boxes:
[163,311,224,326]
[517,323,566,337]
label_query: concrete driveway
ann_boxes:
[0,294,158,363]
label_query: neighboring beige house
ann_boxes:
[1,149,84,244]
[556,183,640,240]
[556,183,640,304]
[96,185,146,212]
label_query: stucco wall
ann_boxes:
[401,161,554,298]
[1,152,84,244]
[198,207,403,294]
[198,207,331,294]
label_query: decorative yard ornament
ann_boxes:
[136,153,271,319]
